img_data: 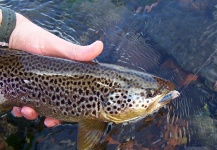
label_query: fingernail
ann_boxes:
[11,107,23,117]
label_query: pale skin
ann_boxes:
[0,10,103,127]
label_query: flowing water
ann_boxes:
[0,0,217,149]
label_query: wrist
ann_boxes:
[9,12,29,48]
[0,7,16,46]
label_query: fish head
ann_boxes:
[101,75,180,124]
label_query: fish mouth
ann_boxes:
[158,90,180,103]
[152,77,179,103]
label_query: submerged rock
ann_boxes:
[189,110,217,149]
[30,124,77,150]
[142,0,217,91]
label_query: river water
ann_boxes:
[0,0,217,149]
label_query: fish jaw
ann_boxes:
[101,93,166,124]
[158,90,180,103]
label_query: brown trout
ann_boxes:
[0,48,179,149]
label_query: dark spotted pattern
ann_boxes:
[102,87,158,115]
[0,49,174,123]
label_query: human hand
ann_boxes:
[10,13,103,127]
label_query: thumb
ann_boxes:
[9,13,103,61]
[58,40,104,61]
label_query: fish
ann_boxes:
[0,48,180,150]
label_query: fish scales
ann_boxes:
[0,49,180,149]
[0,49,176,122]
[0,50,178,121]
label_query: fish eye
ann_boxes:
[146,89,157,98]
[147,92,153,98]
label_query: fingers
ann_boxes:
[39,36,103,61]
[12,106,38,120]
[44,118,61,127]
[66,40,103,61]
[9,13,104,128]
[42,39,103,61]
[20,106,38,120]
[12,107,23,117]
[12,106,60,127]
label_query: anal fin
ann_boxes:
[77,119,107,150]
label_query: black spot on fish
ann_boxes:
[52,95,56,101]
[107,107,111,111]
[68,99,72,105]
[61,100,65,104]
[86,104,91,108]
[92,110,96,116]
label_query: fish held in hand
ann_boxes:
[0,48,179,149]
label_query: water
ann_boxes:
[0,0,217,149]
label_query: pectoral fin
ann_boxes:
[77,119,107,150]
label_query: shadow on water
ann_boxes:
[0,0,217,149]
